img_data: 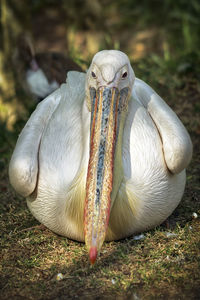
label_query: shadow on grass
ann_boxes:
[1,174,200,300]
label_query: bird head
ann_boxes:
[84,50,135,264]
[86,50,135,110]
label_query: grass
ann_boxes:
[0,56,200,299]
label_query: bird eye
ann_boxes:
[91,71,96,78]
[122,71,128,78]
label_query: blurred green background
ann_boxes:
[1,0,200,147]
[1,0,200,126]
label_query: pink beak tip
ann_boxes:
[89,246,98,265]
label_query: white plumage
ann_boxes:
[9,50,192,262]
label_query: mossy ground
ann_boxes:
[0,61,200,300]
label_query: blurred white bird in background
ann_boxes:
[14,33,83,100]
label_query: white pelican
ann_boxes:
[9,50,192,264]
[14,34,82,100]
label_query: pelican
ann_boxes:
[14,34,83,100]
[9,50,192,264]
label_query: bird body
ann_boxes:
[9,50,192,263]
[14,34,83,100]
[26,67,59,98]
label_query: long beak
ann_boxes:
[84,86,129,264]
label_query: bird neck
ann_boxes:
[30,58,39,71]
